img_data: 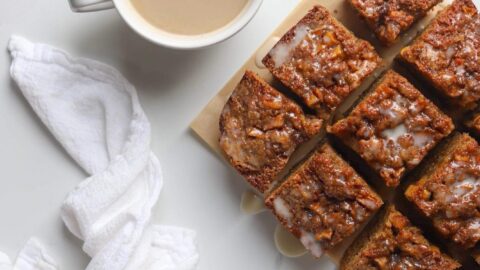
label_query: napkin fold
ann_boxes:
[5,36,199,270]
[0,239,57,270]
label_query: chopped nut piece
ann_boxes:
[374,257,388,269]
[332,46,344,58]
[323,31,337,45]
[315,229,333,241]
[247,127,264,138]
[263,114,285,130]
[263,97,283,110]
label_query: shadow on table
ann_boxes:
[69,16,232,97]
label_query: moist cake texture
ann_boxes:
[265,143,383,257]
[341,205,460,270]
[262,5,382,121]
[405,133,480,249]
[329,70,454,187]
[399,0,480,110]
[219,71,322,193]
[349,0,441,46]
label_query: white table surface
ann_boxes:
[0,0,337,269]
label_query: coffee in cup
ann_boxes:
[130,0,250,36]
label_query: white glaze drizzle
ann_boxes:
[255,37,281,69]
[273,197,292,225]
[382,123,407,142]
[269,25,310,68]
[299,230,324,258]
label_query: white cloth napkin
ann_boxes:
[0,239,57,270]
[3,36,199,270]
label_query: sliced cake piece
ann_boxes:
[265,143,383,258]
[219,71,322,193]
[262,5,382,121]
[329,70,454,187]
[405,133,480,249]
[399,0,480,110]
[349,0,441,46]
[341,205,460,270]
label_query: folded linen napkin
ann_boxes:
[4,36,199,270]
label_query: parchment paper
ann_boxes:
[190,0,449,264]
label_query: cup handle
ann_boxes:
[68,0,115,12]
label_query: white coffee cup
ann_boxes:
[68,0,263,49]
